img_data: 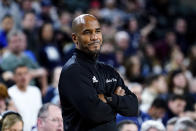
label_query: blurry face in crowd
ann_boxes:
[14,66,30,90]
[156,76,168,94]
[150,107,165,119]
[129,18,138,33]
[42,23,53,42]
[175,18,187,34]
[120,123,138,131]
[72,15,103,56]
[23,13,36,30]
[173,73,187,93]
[168,99,186,115]
[2,17,14,32]
[4,121,23,131]
[9,34,26,54]
[39,105,63,131]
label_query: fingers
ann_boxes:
[114,86,125,96]
[98,94,107,103]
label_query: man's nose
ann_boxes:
[90,33,98,41]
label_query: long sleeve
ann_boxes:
[106,70,139,117]
[58,64,116,124]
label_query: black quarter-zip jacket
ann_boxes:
[58,49,138,131]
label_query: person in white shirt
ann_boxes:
[8,65,42,131]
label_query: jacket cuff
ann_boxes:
[105,94,118,108]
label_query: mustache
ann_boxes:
[88,40,101,45]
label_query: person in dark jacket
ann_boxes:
[58,14,138,131]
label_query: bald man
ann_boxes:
[58,14,138,131]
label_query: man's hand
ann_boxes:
[114,86,125,96]
[98,94,107,103]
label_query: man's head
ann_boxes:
[117,120,138,131]
[168,95,186,115]
[22,11,36,30]
[166,117,178,131]
[14,65,30,91]
[8,30,27,55]
[173,117,196,131]
[148,97,167,120]
[72,14,103,57]
[37,103,63,131]
[141,120,165,131]
[1,14,14,32]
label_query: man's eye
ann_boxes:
[96,30,101,33]
[84,31,91,34]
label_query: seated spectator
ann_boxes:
[0,30,48,95]
[34,103,63,131]
[117,120,138,131]
[0,83,17,115]
[162,95,186,125]
[173,117,196,131]
[8,65,42,131]
[141,74,167,112]
[141,120,165,131]
[38,22,62,75]
[0,111,23,131]
[147,97,167,120]
[0,14,14,49]
[166,117,178,131]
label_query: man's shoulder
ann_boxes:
[97,61,116,71]
[62,55,80,71]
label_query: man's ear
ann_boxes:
[37,118,44,128]
[72,33,78,45]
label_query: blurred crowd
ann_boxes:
[0,0,196,130]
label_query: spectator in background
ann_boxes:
[141,120,165,131]
[166,117,178,131]
[126,17,141,55]
[167,69,195,112]
[117,120,138,131]
[0,111,23,131]
[8,65,42,131]
[0,0,22,28]
[174,18,188,56]
[38,22,62,77]
[125,55,144,83]
[188,44,196,77]
[173,117,196,131]
[162,95,186,125]
[0,83,17,115]
[141,74,167,112]
[154,31,177,65]
[0,14,14,49]
[22,11,39,59]
[36,103,63,131]
[141,44,162,76]
[147,97,167,120]
[37,0,59,28]
[0,30,48,95]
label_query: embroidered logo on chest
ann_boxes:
[106,78,117,83]
[92,76,98,83]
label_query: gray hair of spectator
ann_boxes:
[115,31,129,43]
[141,120,165,131]
[37,103,60,118]
[117,120,137,131]
[7,29,24,42]
[166,117,178,126]
[173,117,196,131]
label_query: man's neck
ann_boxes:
[17,85,27,92]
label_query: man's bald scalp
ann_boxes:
[72,14,98,33]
